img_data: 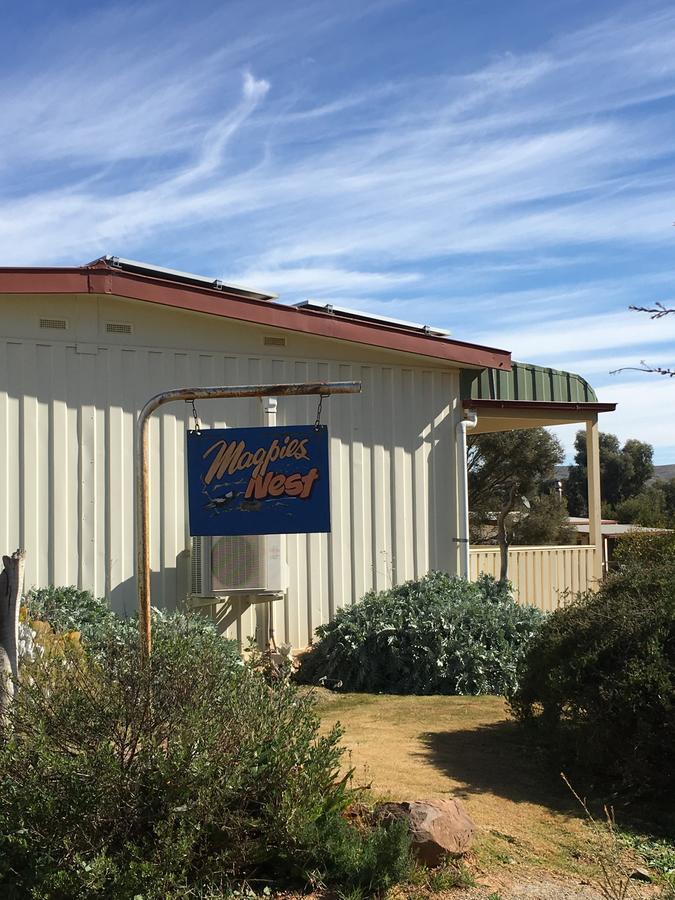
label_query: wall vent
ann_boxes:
[39,317,67,330]
[105,321,133,335]
[263,335,286,347]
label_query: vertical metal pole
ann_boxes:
[136,405,153,659]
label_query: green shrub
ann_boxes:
[619,832,675,887]
[0,615,410,898]
[296,572,544,695]
[22,585,234,660]
[509,532,675,796]
[23,584,118,644]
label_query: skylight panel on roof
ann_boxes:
[96,256,277,302]
[292,300,451,337]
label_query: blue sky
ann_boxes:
[2,0,675,463]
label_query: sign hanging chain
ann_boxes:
[314,393,328,430]
[186,398,201,432]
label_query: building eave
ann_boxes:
[0,265,512,371]
[461,398,617,434]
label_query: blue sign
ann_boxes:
[187,425,330,536]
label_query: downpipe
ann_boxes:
[455,409,478,579]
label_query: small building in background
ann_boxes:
[570,517,672,571]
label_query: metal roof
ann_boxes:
[461,360,598,404]
[0,261,512,371]
[574,523,671,536]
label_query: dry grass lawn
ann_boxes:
[314,690,659,897]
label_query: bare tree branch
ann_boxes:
[611,304,674,377]
[628,302,674,319]
[610,361,675,377]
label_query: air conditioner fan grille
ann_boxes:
[211,535,264,591]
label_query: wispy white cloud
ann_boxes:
[5,3,675,266]
[550,378,675,463]
[0,8,266,172]
[1,0,675,455]
[473,310,675,361]
[229,266,420,294]
[0,68,272,261]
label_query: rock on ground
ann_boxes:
[374,798,476,866]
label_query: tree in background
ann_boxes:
[565,431,654,517]
[468,428,569,582]
[613,478,675,528]
[602,301,674,524]
[510,493,576,546]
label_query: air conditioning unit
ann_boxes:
[191,534,286,599]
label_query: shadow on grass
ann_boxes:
[417,717,575,813]
[418,717,674,838]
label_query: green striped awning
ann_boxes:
[460,361,598,404]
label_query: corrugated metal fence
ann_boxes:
[469,545,597,611]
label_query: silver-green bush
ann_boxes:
[297,572,544,695]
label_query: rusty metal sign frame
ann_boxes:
[135,381,362,658]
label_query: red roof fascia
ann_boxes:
[0,267,512,371]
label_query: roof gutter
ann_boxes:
[462,399,616,413]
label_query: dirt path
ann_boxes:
[314,690,658,897]
[442,877,605,899]
[402,876,606,899]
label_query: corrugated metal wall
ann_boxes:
[0,298,462,648]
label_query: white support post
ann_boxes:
[585,415,603,583]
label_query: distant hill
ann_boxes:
[555,464,675,482]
